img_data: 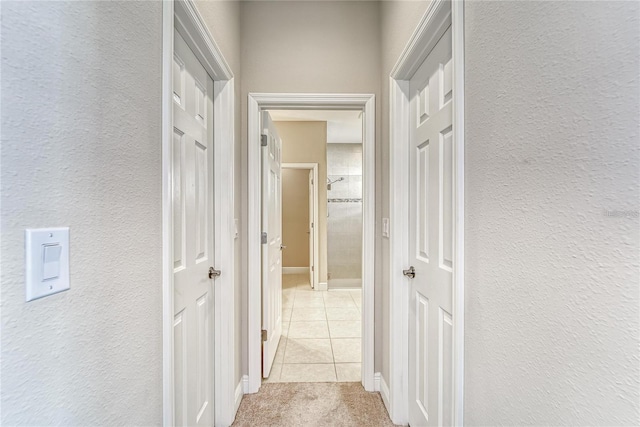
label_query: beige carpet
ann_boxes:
[232,382,397,427]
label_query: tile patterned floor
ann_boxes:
[263,274,362,383]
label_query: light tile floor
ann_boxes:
[264,274,362,383]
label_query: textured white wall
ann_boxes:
[1,1,163,425]
[240,0,382,372]
[464,1,640,425]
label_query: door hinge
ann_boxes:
[261,232,267,244]
[261,134,267,147]
[311,179,314,185]
[311,222,314,228]
[311,266,314,272]
[261,329,267,342]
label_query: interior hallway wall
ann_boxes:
[0,2,163,424]
[282,168,311,268]
[0,1,244,423]
[193,0,244,390]
[464,1,640,424]
[240,0,382,373]
[379,0,432,390]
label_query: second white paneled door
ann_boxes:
[262,112,283,378]
[172,30,215,427]
[408,26,454,427]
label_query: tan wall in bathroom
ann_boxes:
[282,168,310,267]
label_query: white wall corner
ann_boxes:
[241,375,250,394]
[379,374,391,418]
[235,377,245,415]
[374,372,381,391]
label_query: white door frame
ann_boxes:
[281,162,319,288]
[247,93,376,393]
[388,0,465,425]
[162,1,236,425]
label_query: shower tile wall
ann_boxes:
[327,144,362,285]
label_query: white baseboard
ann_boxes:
[316,282,328,291]
[241,374,250,394]
[374,372,381,391]
[379,373,391,417]
[235,378,244,414]
[328,278,362,289]
[283,267,309,274]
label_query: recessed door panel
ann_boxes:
[196,293,210,423]
[439,308,453,427]
[439,127,453,271]
[440,59,453,108]
[173,129,186,271]
[194,140,208,263]
[417,140,430,262]
[418,85,430,124]
[174,311,187,426]
[173,54,185,108]
[194,80,207,126]
[416,293,430,421]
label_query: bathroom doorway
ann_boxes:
[262,108,364,383]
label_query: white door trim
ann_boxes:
[388,0,465,425]
[162,1,236,425]
[247,93,376,393]
[281,162,319,289]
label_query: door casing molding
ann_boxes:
[388,0,465,424]
[162,1,236,425]
[281,162,320,289]
[247,93,376,393]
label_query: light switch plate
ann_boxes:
[382,218,390,238]
[25,227,70,301]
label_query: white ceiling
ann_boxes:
[268,109,362,144]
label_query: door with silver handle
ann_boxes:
[403,266,415,279]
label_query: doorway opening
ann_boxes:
[281,162,319,289]
[263,110,364,384]
[247,94,375,394]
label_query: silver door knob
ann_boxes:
[209,267,221,279]
[403,266,415,279]
[280,244,287,250]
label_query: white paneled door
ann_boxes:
[172,30,215,427]
[262,112,283,378]
[408,26,454,427]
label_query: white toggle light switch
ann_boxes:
[26,228,70,301]
[42,243,62,280]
